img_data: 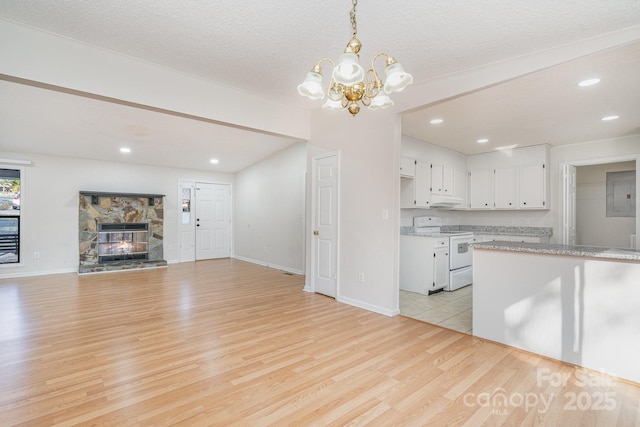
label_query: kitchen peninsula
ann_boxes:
[473,241,640,384]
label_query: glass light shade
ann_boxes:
[322,98,345,110]
[333,52,365,85]
[297,71,325,100]
[368,91,394,110]
[384,62,413,93]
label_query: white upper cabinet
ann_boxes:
[467,144,550,211]
[431,163,455,195]
[442,165,454,196]
[431,163,443,194]
[400,136,468,210]
[495,167,517,209]
[400,157,415,178]
[414,161,432,208]
[520,163,546,208]
[469,169,494,209]
[401,160,431,208]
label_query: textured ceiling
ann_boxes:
[0,1,639,168]
[2,0,639,108]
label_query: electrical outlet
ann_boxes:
[33,252,40,259]
[358,272,365,283]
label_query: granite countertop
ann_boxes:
[442,225,553,237]
[473,241,640,262]
[400,225,553,237]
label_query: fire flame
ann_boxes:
[117,240,133,253]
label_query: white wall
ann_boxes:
[576,161,636,247]
[307,111,401,316]
[0,151,233,278]
[233,142,306,274]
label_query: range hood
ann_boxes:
[430,194,464,208]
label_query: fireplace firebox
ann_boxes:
[97,223,149,263]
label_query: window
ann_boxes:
[0,168,21,264]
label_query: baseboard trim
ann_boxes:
[337,295,400,317]
[232,255,303,275]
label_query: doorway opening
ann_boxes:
[178,180,231,262]
[561,156,638,249]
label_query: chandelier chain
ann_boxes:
[350,0,358,38]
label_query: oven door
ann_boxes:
[449,235,474,270]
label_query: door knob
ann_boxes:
[313,230,319,236]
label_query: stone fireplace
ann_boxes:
[78,191,167,274]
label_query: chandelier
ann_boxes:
[297,0,413,117]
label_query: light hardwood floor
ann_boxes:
[1,259,639,426]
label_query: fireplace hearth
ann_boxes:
[78,191,167,274]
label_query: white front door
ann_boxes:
[311,153,339,298]
[196,182,231,260]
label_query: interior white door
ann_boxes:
[312,153,339,298]
[196,182,231,260]
[562,164,577,245]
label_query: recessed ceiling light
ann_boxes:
[120,147,131,153]
[601,115,619,121]
[210,158,219,164]
[477,138,489,144]
[430,118,444,124]
[578,78,601,87]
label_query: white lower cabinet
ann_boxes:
[400,235,449,294]
[434,246,450,291]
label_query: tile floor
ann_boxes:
[399,285,473,334]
